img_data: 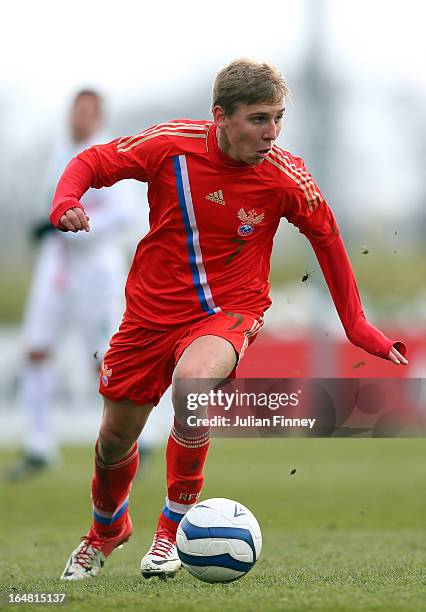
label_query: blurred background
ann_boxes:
[1,0,425,448]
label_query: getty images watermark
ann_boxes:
[175,378,426,438]
[185,388,316,429]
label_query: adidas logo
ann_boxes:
[206,190,225,205]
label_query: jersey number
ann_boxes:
[226,238,246,265]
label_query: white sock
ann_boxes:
[21,360,57,460]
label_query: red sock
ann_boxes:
[91,440,139,536]
[157,419,210,535]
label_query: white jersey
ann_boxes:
[17,130,171,461]
[22,131,148,356]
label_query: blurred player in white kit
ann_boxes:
[7,90,171,480]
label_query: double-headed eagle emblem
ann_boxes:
[236,208,265,237]
[237,208,265,225]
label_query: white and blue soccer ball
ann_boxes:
[176,497,262,583]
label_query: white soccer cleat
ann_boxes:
[140,527,182,579]
[61,516,132,580]
[61,540,105,580]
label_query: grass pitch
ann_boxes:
[0,439,425,611]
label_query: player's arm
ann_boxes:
[310,234,408,364]
[282,164,407,364]
[48,158,92,232]
[49,134,152,232]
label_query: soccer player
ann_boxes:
[51,60,407,580]
[6,90,141,480]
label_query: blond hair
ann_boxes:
[212,58,289,116]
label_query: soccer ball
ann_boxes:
[176,497,262,583]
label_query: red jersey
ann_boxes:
[50,118,407,360]
[71,120,338,329]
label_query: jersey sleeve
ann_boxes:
[278,154,407,360]
[77,128,174,188]
[280,157,339,247]
[50,125,177,227]
[49,157,93,227]
[311,236,407,359]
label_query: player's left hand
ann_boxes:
[388,345,408,365]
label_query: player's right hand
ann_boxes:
[58,207,90,232]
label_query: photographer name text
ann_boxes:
[186,415,316,429]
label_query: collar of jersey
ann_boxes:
[207,124,255,173]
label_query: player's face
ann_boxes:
[214,100,285,165]
[71,94,101,143]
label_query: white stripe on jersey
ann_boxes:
[178,155,221,315]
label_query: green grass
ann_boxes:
[0,266,32,324]
[1,440,425,611]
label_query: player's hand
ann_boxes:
[58,207,90,232]
[388,345,408,365]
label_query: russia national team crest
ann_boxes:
[101,361,112,387]
[237,208,265,237]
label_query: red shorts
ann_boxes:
[99,311,263,405]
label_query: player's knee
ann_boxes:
[173,337,237,382]
[173,361,215,381]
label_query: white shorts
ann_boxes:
[22,235,127,358]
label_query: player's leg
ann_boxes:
[141,334,237,578]
[137,386,174,468]
[77,258,169,468]
[61,396,153,580]
[167,335,237,519]
[6,240,64,481]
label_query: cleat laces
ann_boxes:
[150,530,176,558]
[75,534,103,568]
